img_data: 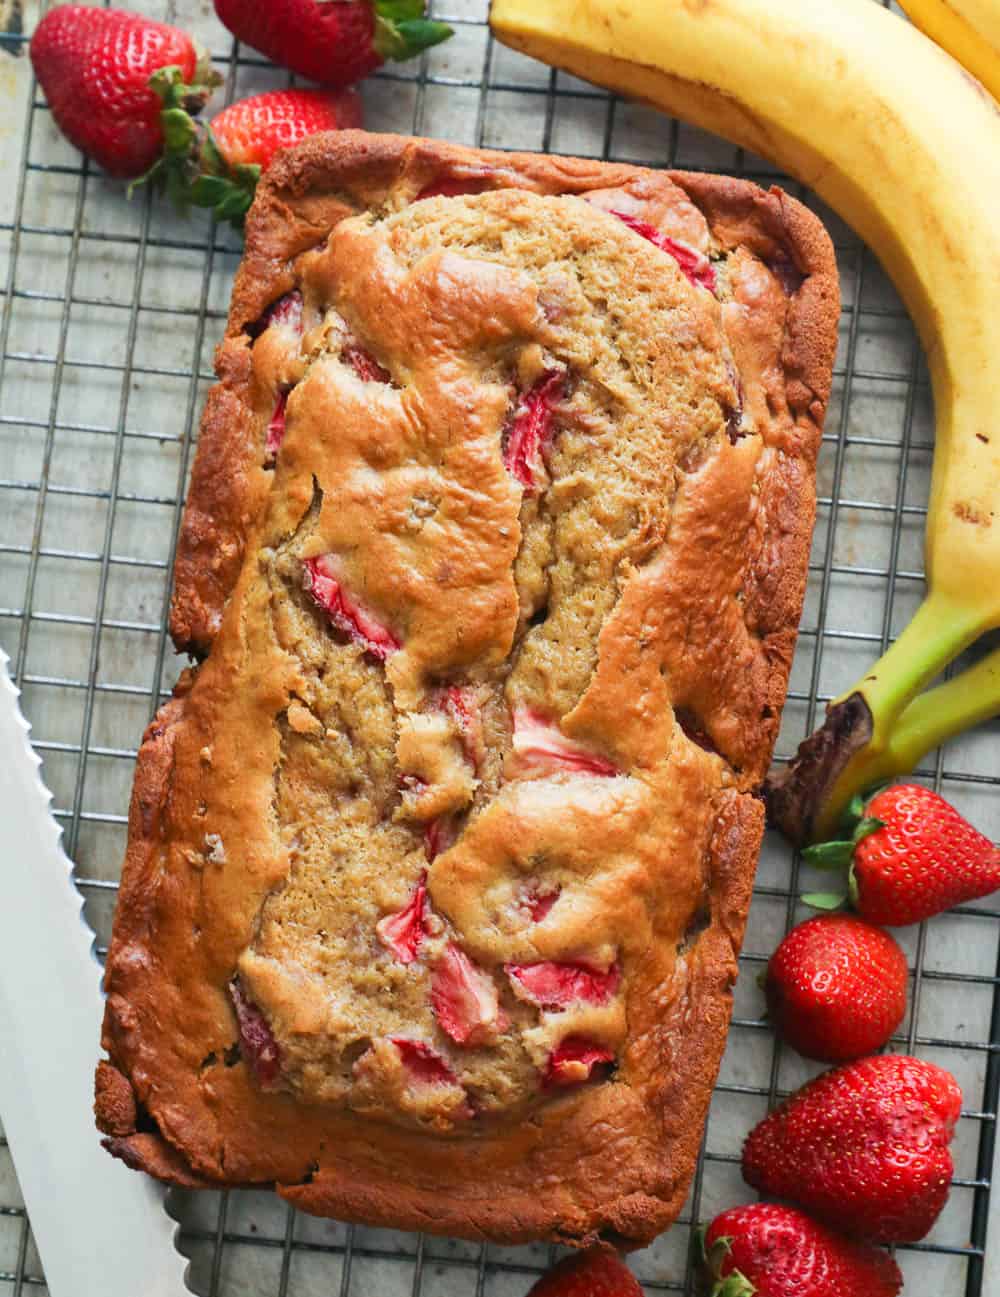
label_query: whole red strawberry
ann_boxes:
[214,0,453,89]
[742,1053,962,1243]
[804,782,1000,926]
[30,5,220,178]
[526,1248,641,1297]
[210,88,362,170]
[701,1203,902,1296]
[764,915,908,1061]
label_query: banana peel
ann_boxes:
[899,0,1000,105]
[489,0,1000,842]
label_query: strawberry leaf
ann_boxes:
[801,838,854,868]
[160,106,197,154]
[373,13,454,61]
[802,890,848,911]
[376,0,429,18]
[852,815,885,845]
[711,1273,757,1297]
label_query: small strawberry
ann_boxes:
[701,1203,902,1297]
[764,915,908,1062]
[210,86,362,172]
[30,5,221,178]
[525,1248,642,1297]
[803,782,1000,926]
[742,1053,962,1243]
[148,86,363,224]
[214,0,453,89]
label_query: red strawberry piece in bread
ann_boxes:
[503,371,565,492]
[376,874,428,964]
[742,1053,962,1242]
[544,1037,615,1089]
[701,1203,902,1297]
[804,782,1000,926]
[213,0,453,89]
[764,914,908,1061]
[387,1038,473,1120]
[521,885,560,922]
[506,961,621,1009]
[304,555,400,660]
[509,708,617,777]
[609,209,717,293]
[526,1247,642,1297]
[229,979,281,1088]
[431,944,507,1046]
[416,173,495,200]
[30,5,220,178]
[209,87,362,171]
[343,343,391,384]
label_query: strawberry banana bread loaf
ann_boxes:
[96,133,839,1245]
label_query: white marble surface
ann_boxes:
[0,2,996,1294]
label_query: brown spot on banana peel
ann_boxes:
[764,693,874,845]
[953,500,994,526]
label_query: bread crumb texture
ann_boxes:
[100,139,838,1245]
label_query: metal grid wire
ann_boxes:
[0,1,998,1293]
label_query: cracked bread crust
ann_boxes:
[98,132,839,1246]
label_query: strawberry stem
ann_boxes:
[373,1,453,61]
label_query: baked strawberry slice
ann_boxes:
[229,979,281,1088]
[343,343,391,383]
[432,944,507,1046]
[416,174,494,200]
[507,961,621,1010]
[510,708,617,777]
[521,884,560,923]
[376,874,428,963]
[387,1038,474,1120]
[265,389,289,462]
[609,210,717,293]
[257,290,303,336]
[390,1037,456,1084]
[424,815,456,862]
[305,555,400,660]
[543,1036,615,1089]
[441,685,484,770]
[503,371,565,492]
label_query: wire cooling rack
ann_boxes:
[1,1,998,1293]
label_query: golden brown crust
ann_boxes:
[170,132,837,659]
[105,132,839,1247]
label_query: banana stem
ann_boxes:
[835,591,986,744]
[768,592,994,842]
[827,641,1000,803]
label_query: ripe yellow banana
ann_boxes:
[898,0,1000,104]
[490,0,1000,841]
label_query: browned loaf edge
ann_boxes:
[98,132,839,1246]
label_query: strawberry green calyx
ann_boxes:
[371,0,453,61]
[134,69,257,225]
[801,793,884,911]
[699,1230,756,1297]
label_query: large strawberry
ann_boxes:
[764,914,908,1062]
[30,4,221,178]
[742,1053,962,1243]
[803,782,1000,926]
[214,0,453,88]
[701,1203,902,1297]
[525,1248,642,1297]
